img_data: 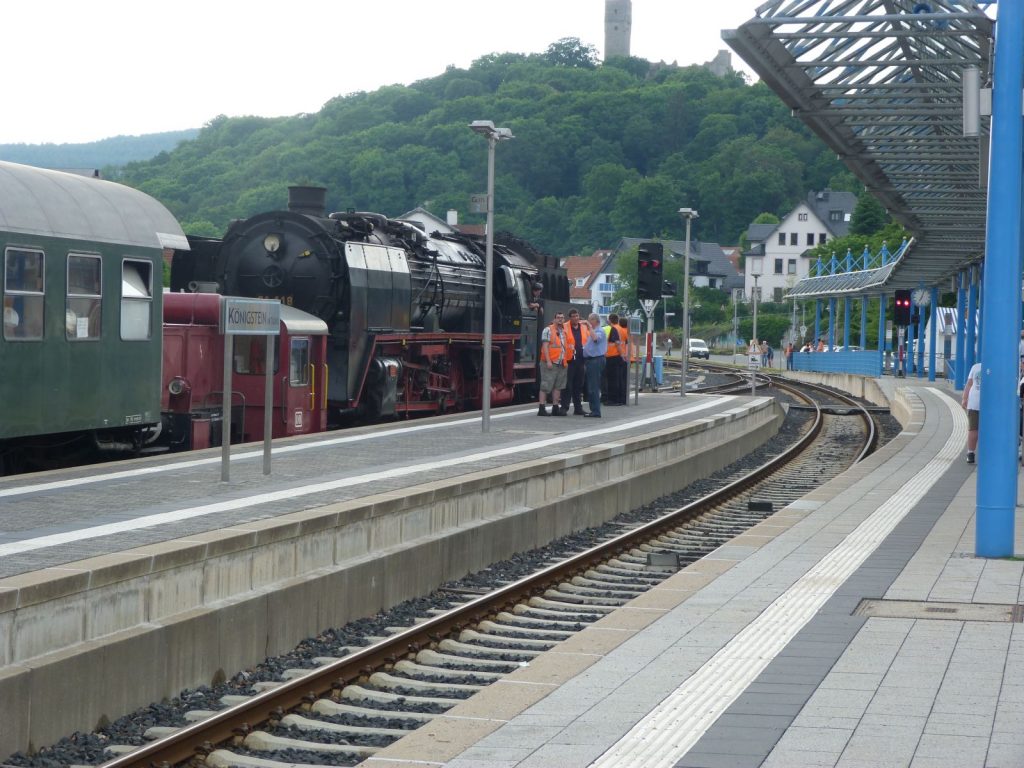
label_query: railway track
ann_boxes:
[48,378,884,768]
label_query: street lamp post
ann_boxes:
[751,274,760,395]
[469,120,514,432]
[678,208,699,396]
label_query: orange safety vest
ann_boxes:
[619,324,633,362]
[563,320,590,362]
[543,322,568,365]
[604,324,621,358]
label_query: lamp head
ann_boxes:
[678,207,699,219]
[469,120,496,135]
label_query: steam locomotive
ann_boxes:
[171,186,570,421]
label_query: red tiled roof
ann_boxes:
[564,251,612,300]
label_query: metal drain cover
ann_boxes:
[855,599,1023,623]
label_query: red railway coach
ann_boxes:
[160,292,329,450]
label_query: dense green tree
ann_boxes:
[849,192,889,235]
[544,37,599,69]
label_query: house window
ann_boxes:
[66,253,102,340]
[774,287,784,302]
[575,277,586,287]
[788,259,797,275]
[120,259,153,340]
[806,233,814,246]
[790,233,798,246]
[4,247,45,341]
[829,210,843,222]
[798,212,808,221]
[778,233,785,246]
[819,233,827,244]
[774,259,783,274]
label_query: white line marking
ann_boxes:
[0,406,540,500]
[0,397,741,559]
[589,387,963,768]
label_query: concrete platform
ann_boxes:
[0,393,780,759]
[365,377,1024,768]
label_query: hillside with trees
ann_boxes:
[112,39,858,256]
[0,130,198,169]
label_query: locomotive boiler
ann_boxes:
[172,186,569,420]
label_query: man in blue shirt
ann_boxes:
[582,313,608,417]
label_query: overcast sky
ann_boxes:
[3,0,764,146]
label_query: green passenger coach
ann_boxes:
[0,161,188,472]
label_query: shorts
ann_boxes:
[540,362,567,393]
[967,409,979,430]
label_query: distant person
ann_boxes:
[603,313,625,405]
[617,316,631,404]
[785,342,794,370]
[961,361,981,464]
[665,337,673,357]
[559,308,590,415]
[528,281,544,317]
[537,311,568,416]
[760,340,769,367]
[582,313,608,417]
[767,343,774,368]
[816,337,826,352]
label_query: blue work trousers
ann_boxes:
[584,356,606,416]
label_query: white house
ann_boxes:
[742,190,857,303]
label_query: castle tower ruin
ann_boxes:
[604,0,632,60]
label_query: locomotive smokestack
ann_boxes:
[288,186,327,217]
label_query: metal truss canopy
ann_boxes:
[725,0,994,299]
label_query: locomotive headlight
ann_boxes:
[168,376,188,396]
[263,233,282,254]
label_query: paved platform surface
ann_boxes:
[369,377,1024,768]
[0,393,757,579]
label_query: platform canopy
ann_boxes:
[725,1,994,298]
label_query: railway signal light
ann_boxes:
[637,242,664,300]
[894,289,912,326]
[662,280,677,297]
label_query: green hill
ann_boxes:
[0,130,199,171]
[114,43,856,256]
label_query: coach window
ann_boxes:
[67,253,102,340]
[290,339,310,386]
[234,336,277,375]
[120,259,153,340]
[4,247,44,341]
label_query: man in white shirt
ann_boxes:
[961,362,982,464]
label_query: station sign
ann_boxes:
[222,298,281,335]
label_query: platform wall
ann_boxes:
[0,399,782,758]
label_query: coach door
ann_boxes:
[278,306,329,436]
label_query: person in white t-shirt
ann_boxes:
[961,362,982,464]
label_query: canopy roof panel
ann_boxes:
[725,0,994,297]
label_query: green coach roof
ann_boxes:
[0,160,188,251]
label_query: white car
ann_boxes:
[688,338,710,359]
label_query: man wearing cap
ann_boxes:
[528,281,544,318]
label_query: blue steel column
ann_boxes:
[878,294,887,371]
[907,319,915,375]
[843,297,851,349]
[860,297,868,349]
[916,297,926,378]
[828,297,836,350]
[977,264,985,361]
[966,267,978,374]
[955,271,967,390]
[977,0,1023,558]
[928,286,938,382]
[814,300,821,347]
